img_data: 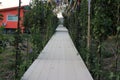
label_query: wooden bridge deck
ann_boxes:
[21,25,93,80]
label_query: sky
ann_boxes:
[0,0,31,9]
[57,12,63,18]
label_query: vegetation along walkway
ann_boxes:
[21,24,93,80]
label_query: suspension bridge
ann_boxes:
[21,12,93,80]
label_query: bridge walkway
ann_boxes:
[21,25,93,80]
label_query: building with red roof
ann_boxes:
[0,5,28,33]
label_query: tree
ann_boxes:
[22,1,58,78]
[64,0,120,80]
[0,14,4,53]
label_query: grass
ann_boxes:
[0,34,15,80]
[101,36,120,79]
[0,33,119,80]
[0,34,32,80]
[81,35,120,79]
[0,48,15,80]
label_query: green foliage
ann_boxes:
[0,45,15,80]
[64,0,88,63]
[18,1,58,79]
[0,26,6,54]
[23,1,58,61]
[64,0,120,80]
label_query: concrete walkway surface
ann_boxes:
[21,25,93,80]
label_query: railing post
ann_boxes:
[87,0,91,50]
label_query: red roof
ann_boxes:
[0,5,27,12]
